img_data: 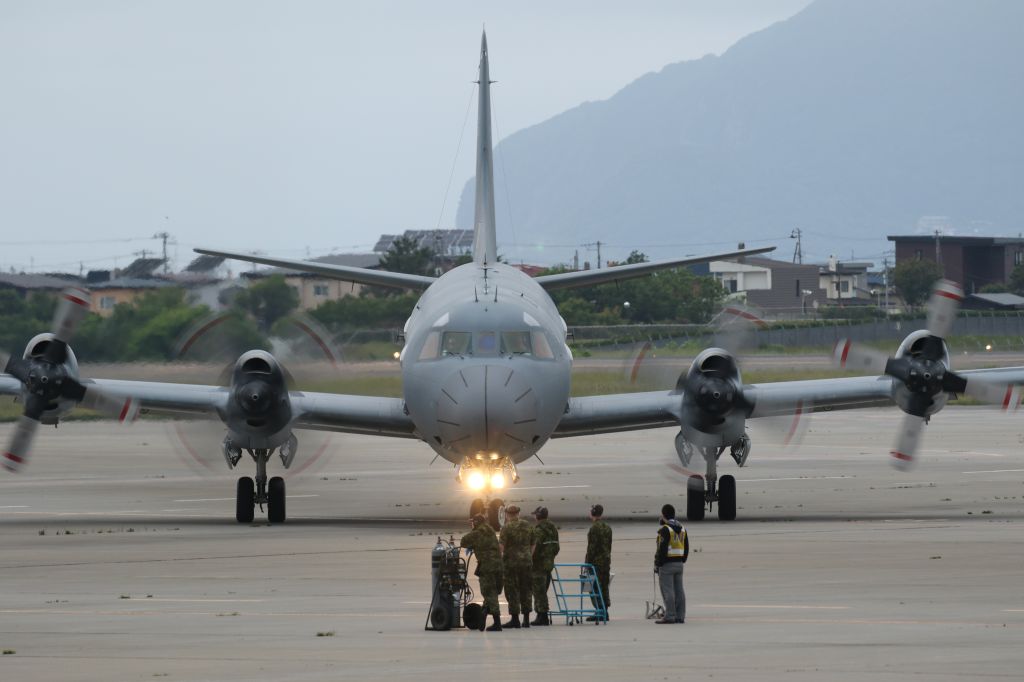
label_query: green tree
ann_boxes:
[624,250,648,265]
[379,236,436,277]
[1008,264,1024,296]
[233,275,299,332]
[892,259,943,307]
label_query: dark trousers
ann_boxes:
[590,562,610,609]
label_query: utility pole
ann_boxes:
[153,231,172,274]
[790,228,803,264]
[582,241,603,269]
[934,229,943,274]
[573,250,579,271]
[882,254,890,312]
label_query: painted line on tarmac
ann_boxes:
[962,469,1024,474]
[738,476,853,483]
[0,505,29,509]
[700,604,850,610]
[144,598,265,603]
[513,485,591,490]
[174,495,320,502]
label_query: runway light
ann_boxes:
[393,351,401,360]
[985,344,993,351]
[490,472,506,489]
[467,471,486,491]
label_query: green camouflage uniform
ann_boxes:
[461,523,503,616]
[531,519,560,613]
[585,519,613,608]
[500,518,534,615]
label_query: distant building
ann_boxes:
[707,257,827,317]
[0,273,75,298]
[962,292,1024,310]
[90,278,175,317]
[241,253,381,311]
[818,257,874,301]
[888,235,1024,294]
[374,229,473,257]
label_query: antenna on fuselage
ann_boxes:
[472,30,498,267]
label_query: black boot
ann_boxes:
[502,613,521,628]
[486,613,503,631]
[530,611,549,626]
[478,607,487,631]
[522,611,530,628]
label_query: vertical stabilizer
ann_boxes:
[472,31,498,265]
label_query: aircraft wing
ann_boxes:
[15,377,418,439]
[289,393,417,438]
[553,375,895,437]
[193,248,437,291]
[554,366,1024,437]
[533,246,776,292]
[0,374,21,396]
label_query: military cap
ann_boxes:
[532,506,548,519]
[590,504,604,517]
[471,513,486,526]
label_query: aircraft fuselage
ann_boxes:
[400,261,572,468]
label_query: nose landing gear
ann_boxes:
[230,442,292,524]
[685,444,738,522]
[460,457,516,529]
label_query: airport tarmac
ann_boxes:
[1,407,1023,681]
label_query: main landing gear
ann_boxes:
[685,436,748,522]
[227,438,294,524]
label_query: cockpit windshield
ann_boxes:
[419,329,555,360]
[441,331,471,356]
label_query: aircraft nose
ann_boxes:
[435,364,539,456]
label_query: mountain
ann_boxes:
[454,0,1024,263]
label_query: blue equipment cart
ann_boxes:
[549,563,607,625]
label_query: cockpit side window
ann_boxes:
[531,331,555,359]
[500,331,532,355]
[418,331,441,360]
[441,331,472,356]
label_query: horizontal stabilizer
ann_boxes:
[534,246,776,291]
[193,249,436,291]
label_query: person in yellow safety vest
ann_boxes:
[653,503,689,624]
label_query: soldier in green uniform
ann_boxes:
[499,505,533,628]
[529,506,560,626]
[585,503,612,621]
[461,513,504,632]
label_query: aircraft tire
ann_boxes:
[268,476,286,523]
[487,498,504,530]
[236,477,255,523]
[686,475,705,522]
[718,474,737,521]
[470,498,486,519]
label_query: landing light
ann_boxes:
[393,351,401,360]
[467,471,486,491]
[986,344,993,352]
[490,472,506,489]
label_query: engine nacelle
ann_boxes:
[676,348,748,448]
[891,330,951,418]
[223,350,293,450]
[21,333,80,424]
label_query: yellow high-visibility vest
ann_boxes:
[660,523,687,558]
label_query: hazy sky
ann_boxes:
[0,0,811,273]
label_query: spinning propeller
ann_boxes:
[833,280,1015,470]
[2,288,137,472]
